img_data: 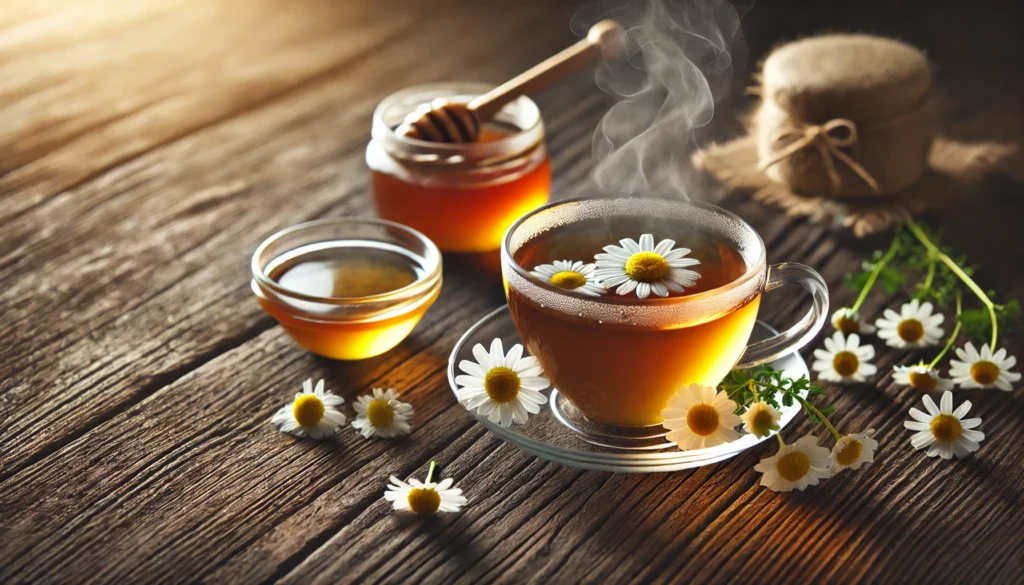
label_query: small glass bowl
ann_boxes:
[251,218,442,360]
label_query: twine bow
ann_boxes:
[760,119,881,194]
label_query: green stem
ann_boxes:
[906,220,998,347]
[748,379,760,403]
[851,236,901,312]
[922,257,936,293]
[796,396,842,441]
[929,290,963,369]
[776,432,786,448]
[425,461,437,484]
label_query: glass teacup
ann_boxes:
[502,198,828,427]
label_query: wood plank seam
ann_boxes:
[0,316,277,484]
[0,14,428,227]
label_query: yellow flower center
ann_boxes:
[292,394,325,428]
[484,366,521,403]
[970,361,1000,385]
[686,404,720,437]
[366,399,394,427]
[548,270,587,290]
[836,316,861,335]
[625,251,670,283]
[908,371,937,391]
[930,414,962,443]
[897,319,924,342]
[407,487,441,515]
[776,451,811,482]
[749,409,774,437]
[835,440,864,467]
[832,351,860,377]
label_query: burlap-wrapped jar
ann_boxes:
[756,34,934,198]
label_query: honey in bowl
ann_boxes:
[507,215,760,427]
[252,219,442,361]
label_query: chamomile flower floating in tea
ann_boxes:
[351,388,413,439]
[593,234,700,299]
[455,338,549,427]
[740,401,782,439]
[830,429,878,473]
[893,364,953,392]
[831,307,875,335]
[754,435,833,492]
[384,461,466,515]
[271,379,347,439]
[661,384,742,450]
[904,391,984,459]
[530,260,605,296]
[874,299,944,349]
[812,332,877,384]
[948,342,1020,391]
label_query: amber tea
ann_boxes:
[502,199,828,429]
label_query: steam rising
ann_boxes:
[571,0,747,199]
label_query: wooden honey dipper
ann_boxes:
[398,20,626,143]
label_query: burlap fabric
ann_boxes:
[694,34,1017,236]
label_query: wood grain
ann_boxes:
[2,0,1024,584]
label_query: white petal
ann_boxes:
[472,343,493,369]
[489,338,505,366]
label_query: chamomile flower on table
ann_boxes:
[271,378,347,439]
[830,429,878,473]
[661,383,742,450]
[351,388,413,439]
[530,260,605,296]
[384,461,466,515]
[593,234,700,299]
[874,299,944,349]
[740,401,781,439]
[831,307,875,335]
[455,338,549,427]
[948,342,1021,391]
[812,332,877,383]
[904,391,984,459]
[754,435,833,492]
[893,364,953,393]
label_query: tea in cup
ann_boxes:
[502,198,827,427]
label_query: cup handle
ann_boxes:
[735,262,829,369]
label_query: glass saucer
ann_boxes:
[447,306,809,473]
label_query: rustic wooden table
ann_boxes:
[3,1,1024,583]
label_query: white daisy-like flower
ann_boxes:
[874,299,944,348]
[904,391,984,459]
[740,401,782,438]
[593,234,700,299]
[830,429,878,473]
[351,388,413,439]
[384,462,466,515]
[893,364,954,393]
[812,332,877,383]
[661,383,742,450]
[530,260,605,296]
[948,342,1021,391]
[831,307,875,335]
[754,435,833,492]
[454,338,549,427]
[271,379,347,439]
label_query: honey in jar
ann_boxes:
[367,83,551,253]
[251,219,442,360]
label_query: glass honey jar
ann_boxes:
[367,83,551,253]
